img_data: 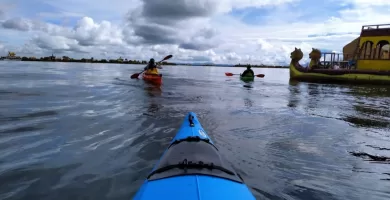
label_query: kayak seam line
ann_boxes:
[196,175,201,200]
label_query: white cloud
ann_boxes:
[0,0,389,65]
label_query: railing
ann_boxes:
[362,24,390,30]
[321,52,345,61]
[361,24,390,37]
[319,61,350,69]
[307,53,356,69]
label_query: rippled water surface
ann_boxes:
[0,61,390,200]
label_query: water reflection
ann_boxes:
[341,86,390,129]
[346,85,390,98]
[243,84,253,89]
[241,79,254,89]
[244,98,253,108]
[287,81,390,185]
[2,63,390,200]
[306,83,320,110]
[287,81,301,108]
[287,81,390,130]
[0,163,82,200]
[143,85,162,97]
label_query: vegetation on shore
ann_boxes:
[17,55,177,65]
[2,52,288,68]
[234,64,288,68]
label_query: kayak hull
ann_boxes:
[240,75,255,82]
[142,73,162,85]
[133,112,256,200]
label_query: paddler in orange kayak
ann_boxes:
[144,58,162,75]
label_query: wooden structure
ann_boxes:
[343,37,359,61]
[319,52,349,69]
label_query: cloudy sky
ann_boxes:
[0,0,389,64]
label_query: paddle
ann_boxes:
[130,55,173,79]
[225,72,265,78]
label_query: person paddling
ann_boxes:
[130,55,172,79]
[144,58,162,75]
[241,65,254,77]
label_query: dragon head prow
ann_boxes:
[309,48,322,60]
[290,47,303,62]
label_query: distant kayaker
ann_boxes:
[144,58,162,74]
[241,65,254,77]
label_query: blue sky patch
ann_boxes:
[307,32,360,37]
[228,0,355,25]
[229,7,273,25]
[12,0,61,19]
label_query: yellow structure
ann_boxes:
[289,48,390,84]
[351,24,390,70]
[289,23,390,85]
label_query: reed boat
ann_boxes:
[0,52,22,61]
[290,24,390,84]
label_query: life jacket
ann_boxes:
[145,68,159,74]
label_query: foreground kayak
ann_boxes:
[240,74,255,82]
[133,112,256,200]
[142,73,162,85]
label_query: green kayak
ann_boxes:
[240,74,254,82]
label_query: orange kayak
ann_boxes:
[142,73,162,85]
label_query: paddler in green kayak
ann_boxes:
[144,58,162,75]
[241,65,254,77]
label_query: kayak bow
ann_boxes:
[142,73,162,85]
[133,112,256,200]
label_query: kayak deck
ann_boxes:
[135,175,255,200]
[133,112,255,200]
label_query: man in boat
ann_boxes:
[144,58,162,74]
[241,65,254,77]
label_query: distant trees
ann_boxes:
[4,52,178,66]
[234,63,287,68]
[16,55,152,64]
[63,56,70,61]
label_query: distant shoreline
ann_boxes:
[233,64,288,68]
[1,56,289,68]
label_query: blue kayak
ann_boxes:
[133,112,256,200]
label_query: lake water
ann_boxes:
[0,61,389,200]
